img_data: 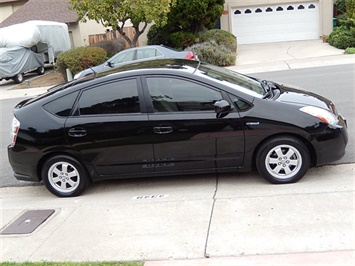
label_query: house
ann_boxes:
[0,0,112,48]
[220,0,333,44]
[1,0,333,47]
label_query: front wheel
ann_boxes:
[13,73,24,84]
[41,155,90,197]
[37,66,45,75]
[256,136,310,184]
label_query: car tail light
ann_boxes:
[10,117,20,147]
[185,51,195,60]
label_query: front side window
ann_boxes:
[146,77,222,112]
[78,79,140,115]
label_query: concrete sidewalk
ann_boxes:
[229,39,355,74]
[1,164,354,264]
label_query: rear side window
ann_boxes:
[43,91,79,117]
[78,79,140,115]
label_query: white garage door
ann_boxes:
[232,2,319,44]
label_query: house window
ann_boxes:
[255,8,262,13]
[287,6,294,10]
[309,4,316,9]
[298,5,305,10]
[266,7,273,12]
[276,6,283,11]
[234,10,241,15]
[245,9,252,14]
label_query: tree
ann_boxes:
[147,0,224,48]
[346,0,355,18]
[167,0,224,34]
[69,0,176,47]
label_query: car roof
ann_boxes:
[96,58,200,78]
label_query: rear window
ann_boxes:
[43,91,79,117]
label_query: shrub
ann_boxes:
[56,47,107,80]
[199,29,237,52]
[328,24,355,49]
[188,41,236,66]
[91,38,126,57]
[170,31,196,49]
[345,47,355,53]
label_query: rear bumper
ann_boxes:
[8,146,41,182]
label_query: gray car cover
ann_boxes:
[0,46,43,78]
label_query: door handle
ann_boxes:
[68,128,87,137]
[153,126,173,135]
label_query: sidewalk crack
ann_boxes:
[204,174,219,258]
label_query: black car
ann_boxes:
[8,59,348,197]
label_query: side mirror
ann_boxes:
[106,61,114,68]
[214,100,232,118]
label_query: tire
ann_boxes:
[256,136,310,184]
[13,73,24,84]
[41,155,90,197]
[37,66,45,75]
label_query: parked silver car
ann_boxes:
[74,45,196,79]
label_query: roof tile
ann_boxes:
[0,0,78,28]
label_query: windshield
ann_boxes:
[196,63,264,96]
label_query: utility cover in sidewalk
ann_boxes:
[0,209,55,235]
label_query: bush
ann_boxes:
[56,47,107,80]
[91,38,126,57]
[199,29,237,52]
[188,41,236,66]
[170,31,196,49]
[328,23,355,49]
[345,47,355,53]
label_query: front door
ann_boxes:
[143,76,245,174]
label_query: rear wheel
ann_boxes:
[37,66,45,75]
[41,155,90,197]
[13,73,24,84]
[256,136,310,184]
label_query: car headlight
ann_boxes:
[300,106,338,125]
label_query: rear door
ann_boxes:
[142,75,245,174]
[65,77,154,178]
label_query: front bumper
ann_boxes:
[312,116,348,166]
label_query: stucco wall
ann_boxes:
[221,0,334,38]
[0,1,26,23]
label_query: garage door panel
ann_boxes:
[232,2,319,44]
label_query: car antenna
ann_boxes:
[89,66,97,78]
[192,59,201,74]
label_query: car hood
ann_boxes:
[276,84,334,112]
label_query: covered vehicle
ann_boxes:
[0,46,45,83]
[0,20,71,83]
